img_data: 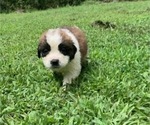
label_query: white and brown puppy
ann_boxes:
[38,26,87,88]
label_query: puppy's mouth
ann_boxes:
[51,65,60,69]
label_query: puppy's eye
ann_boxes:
[42,49,49,53]
[41,49,49,57]
[61,47,67,52]
[60,46,69,55]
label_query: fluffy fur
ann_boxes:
[38,26,87,88]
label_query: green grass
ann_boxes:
[0,1,150,124]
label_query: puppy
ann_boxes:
[37,26,87,88]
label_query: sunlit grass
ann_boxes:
[0,1,150,124]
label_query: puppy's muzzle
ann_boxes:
[51,59,59,68]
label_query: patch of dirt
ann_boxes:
[91,20,116,29]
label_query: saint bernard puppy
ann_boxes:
[37,26,87,89]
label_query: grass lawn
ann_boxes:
[0,1,150,124]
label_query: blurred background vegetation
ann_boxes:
[0,0,146,13]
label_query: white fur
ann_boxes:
[42,28,81,87]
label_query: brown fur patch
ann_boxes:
[39,31,48,44]
[38,31,48,58]
[59,29,77,60]
[62,26,87,63]
[59,29,73,45]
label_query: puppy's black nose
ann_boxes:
[51,59,59,67]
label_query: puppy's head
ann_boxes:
[38,29,77,71]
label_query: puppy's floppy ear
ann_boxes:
[37,31,47,58]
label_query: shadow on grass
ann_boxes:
[53,59,96,92]
[64,60,100,93]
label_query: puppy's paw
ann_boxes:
[63,77,72,86]
[61,77,72,91]
[62,85,67,91]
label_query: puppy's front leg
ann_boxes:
[62,76,71,91]
[63,76,72,86]
[62,68,81,90]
